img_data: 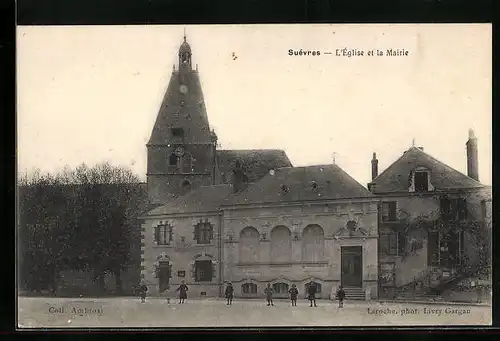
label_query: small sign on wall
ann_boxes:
[178,270,186,277]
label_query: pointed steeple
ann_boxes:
[146,35,216,204]
[148,35,211,146]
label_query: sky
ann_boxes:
[17,24,492,187]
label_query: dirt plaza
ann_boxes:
[18,297,491,328]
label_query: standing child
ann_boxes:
[288,284,299,306]
[138,282,148,303]
[225,282,234,305]
[307,283,317,307]
[264,283,274,306]
[176,280,189,304]
[336,285,346,308]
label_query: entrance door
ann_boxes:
[341,246,363,287]
[158,262,171,293]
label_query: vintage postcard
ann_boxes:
[17,24,492,328]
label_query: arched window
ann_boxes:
[242,283,257,294]
[305,281,322,294]
[181,180,191,194]
[302,224,325,262]
[239,227,260,263]
[270,226,292,262]
[272,282,289,294]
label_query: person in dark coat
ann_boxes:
[336,285,346,308]
[138,282,148,303]
[225,282,234,305]
[176,280,188,304]
[307,283,317,307]
[288,284,299,306]
[264,283,274,306]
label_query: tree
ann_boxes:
[18,162,147,295]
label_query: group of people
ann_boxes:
[138,281,347,308]
[137,280,188,304]
[262,283,346,308]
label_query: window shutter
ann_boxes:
[388,233,397,255]
[154,226,160,243]
[407,171,413,188]
[212,262,216,278]
[193,225,198,241]
[209,225,214,240]
[389,202,397,221]
[168,227,173,244]
[458,199,468,220]
[169,264,172,278]
[428,232,438,265]
[440,197,449,220]
[398,232,407,255]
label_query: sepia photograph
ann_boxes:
[17,24,492,328]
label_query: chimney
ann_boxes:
[466,129,479,181]
[232,161,248,193]
[371,152,378,180]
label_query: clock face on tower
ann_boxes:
[180,85,188,94]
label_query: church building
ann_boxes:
[140,36,379,300]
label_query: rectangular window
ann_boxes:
[272,283,289,294]
[171,128,184,138]
[195,223,213,244]
[380,232,398,255]
[381,202,397,222]
[441,198,467,221]
[242,283,257,294]
[414,171,428,192]
[155,225,172,245]
[195,260,212,282]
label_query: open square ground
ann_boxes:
[18,297,491,328]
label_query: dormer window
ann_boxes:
[408,167,434,193]
[414,171,428,192]
[171,127,184,138]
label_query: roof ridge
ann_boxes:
[217,148,287,152]
[410,146,484,186]
[370,147,410,183]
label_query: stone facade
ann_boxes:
[141,213,222,297]
[222,200,379,299]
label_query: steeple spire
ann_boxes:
[183,28,187,42]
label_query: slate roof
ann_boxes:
[225,164,374,206]
[369,146,485,193]
[147,184,233,216]
[148,69,212,146]
[216,149,292,184]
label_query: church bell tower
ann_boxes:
[147,34,217,205]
